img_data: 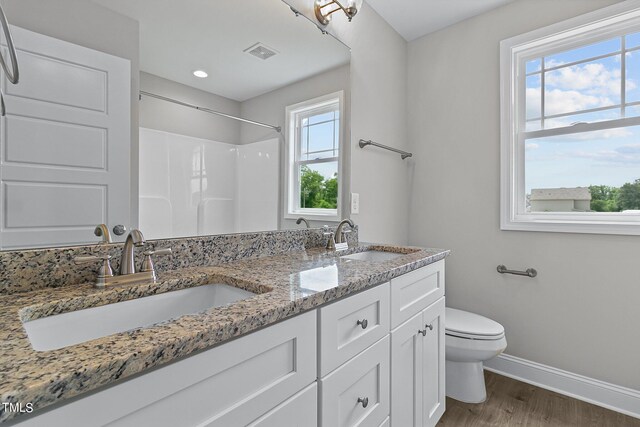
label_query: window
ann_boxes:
[501,3,640,235]
[285,91,344,220]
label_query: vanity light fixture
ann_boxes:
[193,70,208,78]
[314,0,363,25]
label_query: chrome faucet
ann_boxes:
[120,229,146,275]
[93,224,112,244]
[296,217,310,228]
[335,219,355,244]
[75,226,171,288]
[325,219,355,251]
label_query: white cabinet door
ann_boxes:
[390,312,423,427]
[421,298,445,427]
[320,336,390,427]
[0,26,130,249]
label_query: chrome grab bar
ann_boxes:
[497,265,537,278]
[358,139,412,160]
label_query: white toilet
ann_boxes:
[445,308,507,403]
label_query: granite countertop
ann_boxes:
[0,243,449,423]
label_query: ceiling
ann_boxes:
[366,0,515,42]
[89,0,350,101]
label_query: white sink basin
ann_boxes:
[23,284,255,351]
[341,250,404,262]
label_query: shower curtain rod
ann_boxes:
[139,90,282,133]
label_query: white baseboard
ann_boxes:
[484,354,640,420]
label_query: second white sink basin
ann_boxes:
[23,284,255,351]
[341,250,404,262]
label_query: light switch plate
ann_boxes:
[351,192,360,214]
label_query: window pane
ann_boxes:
[309,111,335,125]
[625,104,640,117]
[526,74,541,120]
[299,162,338,209]
[545,37,620,67]
[626,32,640,49]
[525,126,640,213]
[526,120,542,132]
[544,55,621,116]
[306,121,336,157]
[526,58,541,74]
[626,50,640,103]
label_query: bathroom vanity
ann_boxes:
[0,232,448,427]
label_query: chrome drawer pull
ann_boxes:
[418,329,427,336]
[425,323,433,331]
[357,397,369,408]
[356,319,368,329]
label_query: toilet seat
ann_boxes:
[445,308,505,341]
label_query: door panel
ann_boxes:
[421,298,445,427]
[0,25,130,248]
[390,312,423,427]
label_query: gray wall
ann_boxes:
[406,0,639,389]
[140,72,242,144]
[240,64,349,145]
[3,0,140,229]
[284,1,410,244]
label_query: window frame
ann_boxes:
[284,91,344,221]
[500,1,640,235]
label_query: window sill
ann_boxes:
[284,211,341,223]
[501,216,640,236]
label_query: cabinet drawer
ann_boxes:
[248,383,317,427]
[320,336,390,427]
[20,311,317,427]
[319,282,390,377]
[391,261,444,329]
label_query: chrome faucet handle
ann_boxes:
[140,248,172,275]
[74,253,114,284]
[323,226,336,250]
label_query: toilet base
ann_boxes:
[446,360,487,403]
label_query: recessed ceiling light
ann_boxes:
[193,70,208,78]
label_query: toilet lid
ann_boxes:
[445,308,504,340]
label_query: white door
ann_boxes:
[0,26,130,249]
[421,298,445,427]
[390,312,423,427]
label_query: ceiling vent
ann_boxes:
[244,42,278,60]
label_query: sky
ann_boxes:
[525,33,640,193]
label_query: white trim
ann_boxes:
[484,354,640,419]
[284,91,345,222]
[500,0,640,235]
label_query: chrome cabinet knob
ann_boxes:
[357,397,369,408]
[112,224,127,236]
[418,329,427,336]
[425,323,434,331]
[356,319,368,329]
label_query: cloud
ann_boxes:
[568,143,640,164]
[526,142,540,151]
[527,58,638,120]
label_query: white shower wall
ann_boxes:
[139,128,279,239]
